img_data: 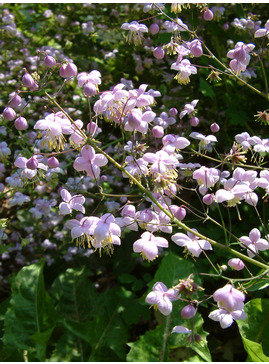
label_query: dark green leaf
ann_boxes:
[237,298,269,361]
[199,77,215,99]
[3,260,57,361]
[50,266,97,322]
[148,252,202,289]
[127,324,166,362]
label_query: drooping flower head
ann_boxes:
[121,21,148,45]
[73,145,108,179]
[133,231,168,261]
[172,228,212,257]
[145,281,180,315]
[209,284,247,328]
[171,59,197,85]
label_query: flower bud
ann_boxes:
[181,304,196,319]
[153,46,165,60]
[202,193,214,205]
[152,125,164,138]
[0,183,5,193]
[9,93,22,108]
[83,81,97,97]
[3,107,16,121]
[100,175,107,182]
[149,23,159,35]
[22,73,38,89]
[26,156,38,170]
[171,206,186,221]
[210,122,220,133]
[203,8,214,21]
[190,116,199,126]
[169,107,178,117]
[59,62,77,78]
[228,258,245,271]
[44,55,56,68]
[14,116,28,130]
[47,156,59,168]
[121,205,136,218]
[223,22,229,31]
[76,213,84,220]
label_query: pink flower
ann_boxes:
[127,84,155,109]
[172,229,212,257]
[133,231,168,261]
[163,19,188,32]
[73,145,108,179]
[189,40,203,57]
[193,166,220,189]
[213,284,245,311]
[239,228,269,257]
[235,132,253,150]
[14,155,47,180]
[145,281,180,315]
[162,134,190,154]
[208,307,247,329]
[180,100,199,119]
[59,188,85,215]
[154,111,176,129]
[122,156,148,179]
[34,112,72,150]
[171,59,197,85]
[121,21,148,45]
[124,108,156,134]
[67,216,99,244]
[143,150,179,176]
[22,73,38,90]
[227,42,255,74]
[209,284,247,328]
[215,179,253,206]
[203,8,214,21]
[115,205,138,231]
[77,70,101,97]
[93,83,129,116]
[190,132,217,152]
[254,20,269,38]
[172,325,192,334]
[92,213,121,250]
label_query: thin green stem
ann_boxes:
[189,149,269,171]
[257,53,268,97]
[44,91,87,139]
[47,92,269,271]
[153,4,269,101]
[216,203,229,246]
[87,138,269,271]
[159,314,171,362]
